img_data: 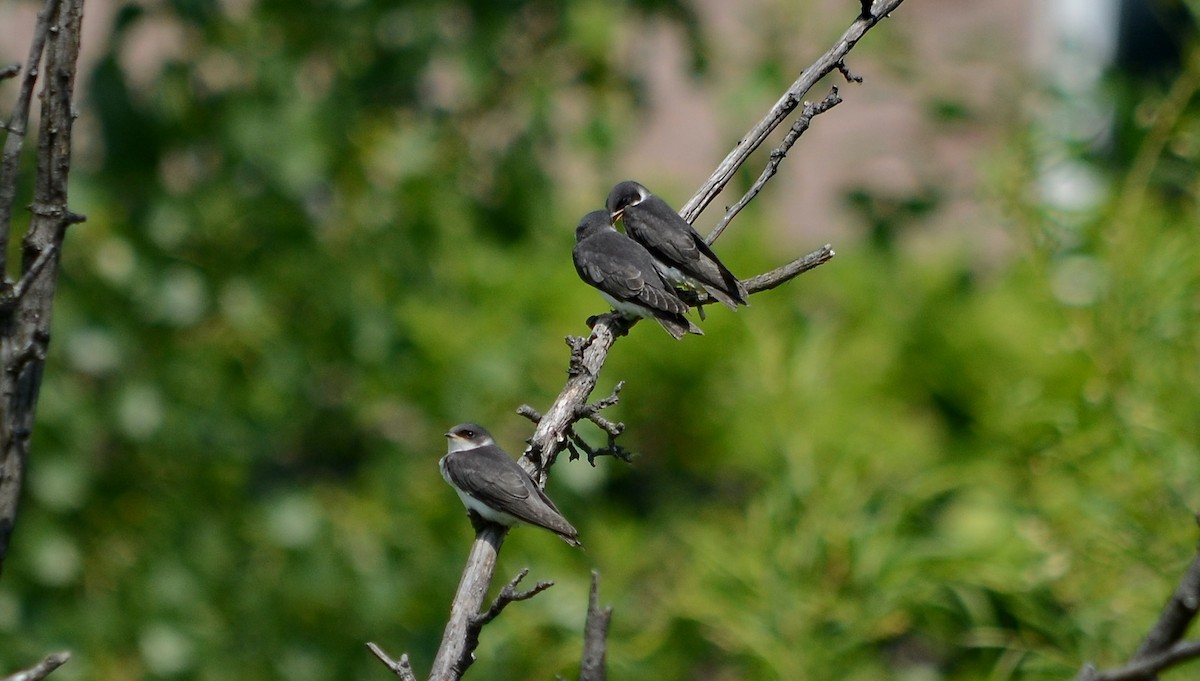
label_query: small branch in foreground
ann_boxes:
[1075,640,1200,681]
[1133,539,1200,660]
[473,568,555,629]
[578,571,613,681]
[1,652,70,681]
[453,569,555,679]
[1073,534,1200,681]
[707,88,843,245]
[366,643,418,681]
[0,64,19,81]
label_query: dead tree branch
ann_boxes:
[578,571,613,681]
[0,652,70,681]
[678,0,903,225]
[374,3,905,678]
[707,88,843,245]
[1074,538,1200,681]
[0,0,85,580]
[366,644,419,681]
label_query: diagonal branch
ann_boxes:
[1076,641,1200,681]
[679,0,904,225]
[1074,534,1200,681]
[366,644,419,681]
[1132,542,1200,660]
[707,88,843,245]
[457,567,556,674]
[376,5,906,679]
[0,652,69,681]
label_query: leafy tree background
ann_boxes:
[1,1,1199,680]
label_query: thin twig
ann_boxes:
[835,60,863,84]
[474,569,555,629]
[1,652,70,681]
[678,0,904,225]
[451,569,555,679]
[707,88,843,245]
[578,571,613,681]
[365,643,418,681]
[681,244,836,310]
[0,0,62,277]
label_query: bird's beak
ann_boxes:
[610,209,623,225]
[444,432,453,439]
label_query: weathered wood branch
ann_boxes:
[678,0,904,224]
[373,3,906,678]
[1074,536,1200,681]
[0,652,70,681]
[0,0,85,581]
[578,571,613,681]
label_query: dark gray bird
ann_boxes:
[606,180,749,310]
[439,423,582,547]
[573,210,702,340]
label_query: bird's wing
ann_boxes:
[627,197,705,265]
[576,233,690,314]
[441,447,532,506]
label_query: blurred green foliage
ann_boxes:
[1,1,1199,680]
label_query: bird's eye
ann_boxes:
[461,429,475,438]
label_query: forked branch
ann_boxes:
[372,3,906,678]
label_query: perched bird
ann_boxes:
[606,180,749,310]
[573,209,702,340]
[439,423,582,547]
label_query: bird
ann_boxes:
[439,423,582,547]
[606,180,749,310]
[572,209,703,340]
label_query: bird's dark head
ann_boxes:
[445,423,496,453]
[606,180,649,223]
[575,210,612,242]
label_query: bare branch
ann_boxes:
[472,565,556,628]
[1074,535,1200,681]
[365,644,418,681]
[1133,542,1200,660]
[0,0,84,577]
[707,88,843,245]
[835,60,863,84]
[426,525,509,681]
[578,572,613,681]
[1,652,70,681]
[0,0,62,277]
[382,5,903,678]
[1076,641,1200,681]
[678,0,904,224]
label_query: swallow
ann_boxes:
[440,423,582,547]
[606,180,749,310]
[573,209,702,339]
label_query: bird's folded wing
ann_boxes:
[441,449,531,505]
